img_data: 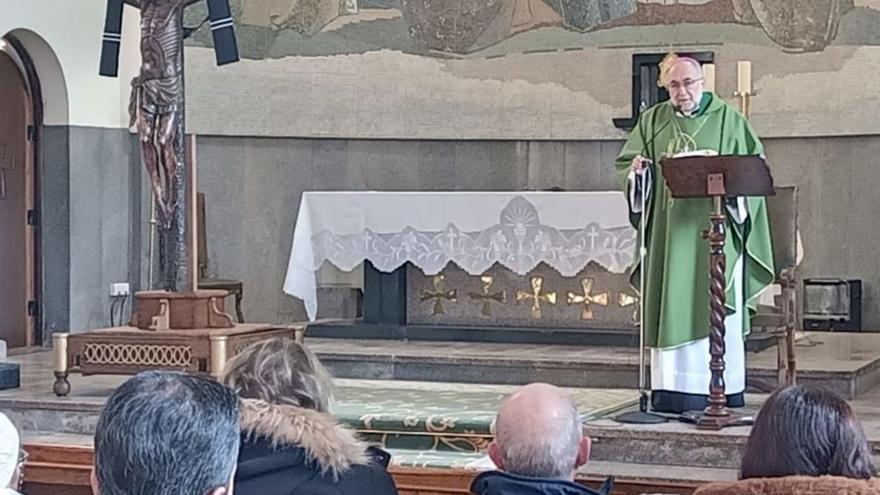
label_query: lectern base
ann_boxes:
[680,410,754,430]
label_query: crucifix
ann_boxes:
[100,0,238,292]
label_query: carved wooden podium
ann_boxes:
[661,154,774,430]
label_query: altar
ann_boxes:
[283,191,646,344]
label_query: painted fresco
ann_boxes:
[187,0,880,57]
[183,0,880,139]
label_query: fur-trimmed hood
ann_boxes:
[239,398,368,476]
[694,475,880,495]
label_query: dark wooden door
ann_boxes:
[0,51,33,348]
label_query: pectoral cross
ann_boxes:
[420,275,457,315]
[468,276,507,319]
[567,278,609,320]
[516,276,557,319]
[618,292,640,325]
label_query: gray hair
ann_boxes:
[223,337,335,412]
[94,371,240,495]
[495,394,582,479]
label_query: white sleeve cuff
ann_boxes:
[726,197,748,224]
[627,169,651,213]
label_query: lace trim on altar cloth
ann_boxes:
[309,196,636,277]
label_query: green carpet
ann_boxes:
[332,379,638,453]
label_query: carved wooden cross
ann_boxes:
[467,275,507,318]
[420,275,458,315]
[516,276,557,319]
[101,0,238,291]
[567,278,609,320]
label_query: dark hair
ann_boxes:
[740,385,876,480]
[94,371,241,495]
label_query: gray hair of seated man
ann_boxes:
[494,385,583,479]
[223,337,335,413]
[94,371,240,495]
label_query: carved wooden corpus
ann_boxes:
[130,0,192,291]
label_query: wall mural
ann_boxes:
[188,0,880,57]
[183,0,880,139]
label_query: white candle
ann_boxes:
[702,64,716,93]
[53,333,68,372]
[737,61,752,94]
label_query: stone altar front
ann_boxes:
[407,262,637,330]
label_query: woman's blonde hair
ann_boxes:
[223,337,334,412]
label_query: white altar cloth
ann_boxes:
[283,191,636,320]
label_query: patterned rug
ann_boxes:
[332,379,638,454]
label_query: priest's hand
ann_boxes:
[631,155,652,173]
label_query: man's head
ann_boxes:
[488,383,590,481]
[661,54,705,114]
[92,371,241,495]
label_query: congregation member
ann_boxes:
[92,371,240,495]
[0,413,23,495]
[695,385,880,495]
[470,383,611,495]
[224,337,398,495]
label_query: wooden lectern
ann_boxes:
[661,154,774,430]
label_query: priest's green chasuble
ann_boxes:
[615,92,775,350]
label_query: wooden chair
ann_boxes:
[197,192,245,323]
[751,185,799,388]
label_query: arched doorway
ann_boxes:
[0,40,36,348]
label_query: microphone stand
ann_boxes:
[615,166,669,424]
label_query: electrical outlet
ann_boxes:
[111,283,130,297]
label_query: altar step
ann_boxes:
[305,319,779,352]
[9,383,877,472]
[0,369,750,470]
[4,349,880,475]
[305,333,880,400]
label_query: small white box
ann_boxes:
[111,283,130,297]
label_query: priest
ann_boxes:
[615,53,775,414]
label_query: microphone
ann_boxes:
[636,115,673,169]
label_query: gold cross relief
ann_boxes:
[420,275,457,315]
[618,292,640,325]
[516,276,557,319]
[467,275,507,319]
[566,278,609,320]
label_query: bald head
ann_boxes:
[497,383,576,435]
[489,383,590,481]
